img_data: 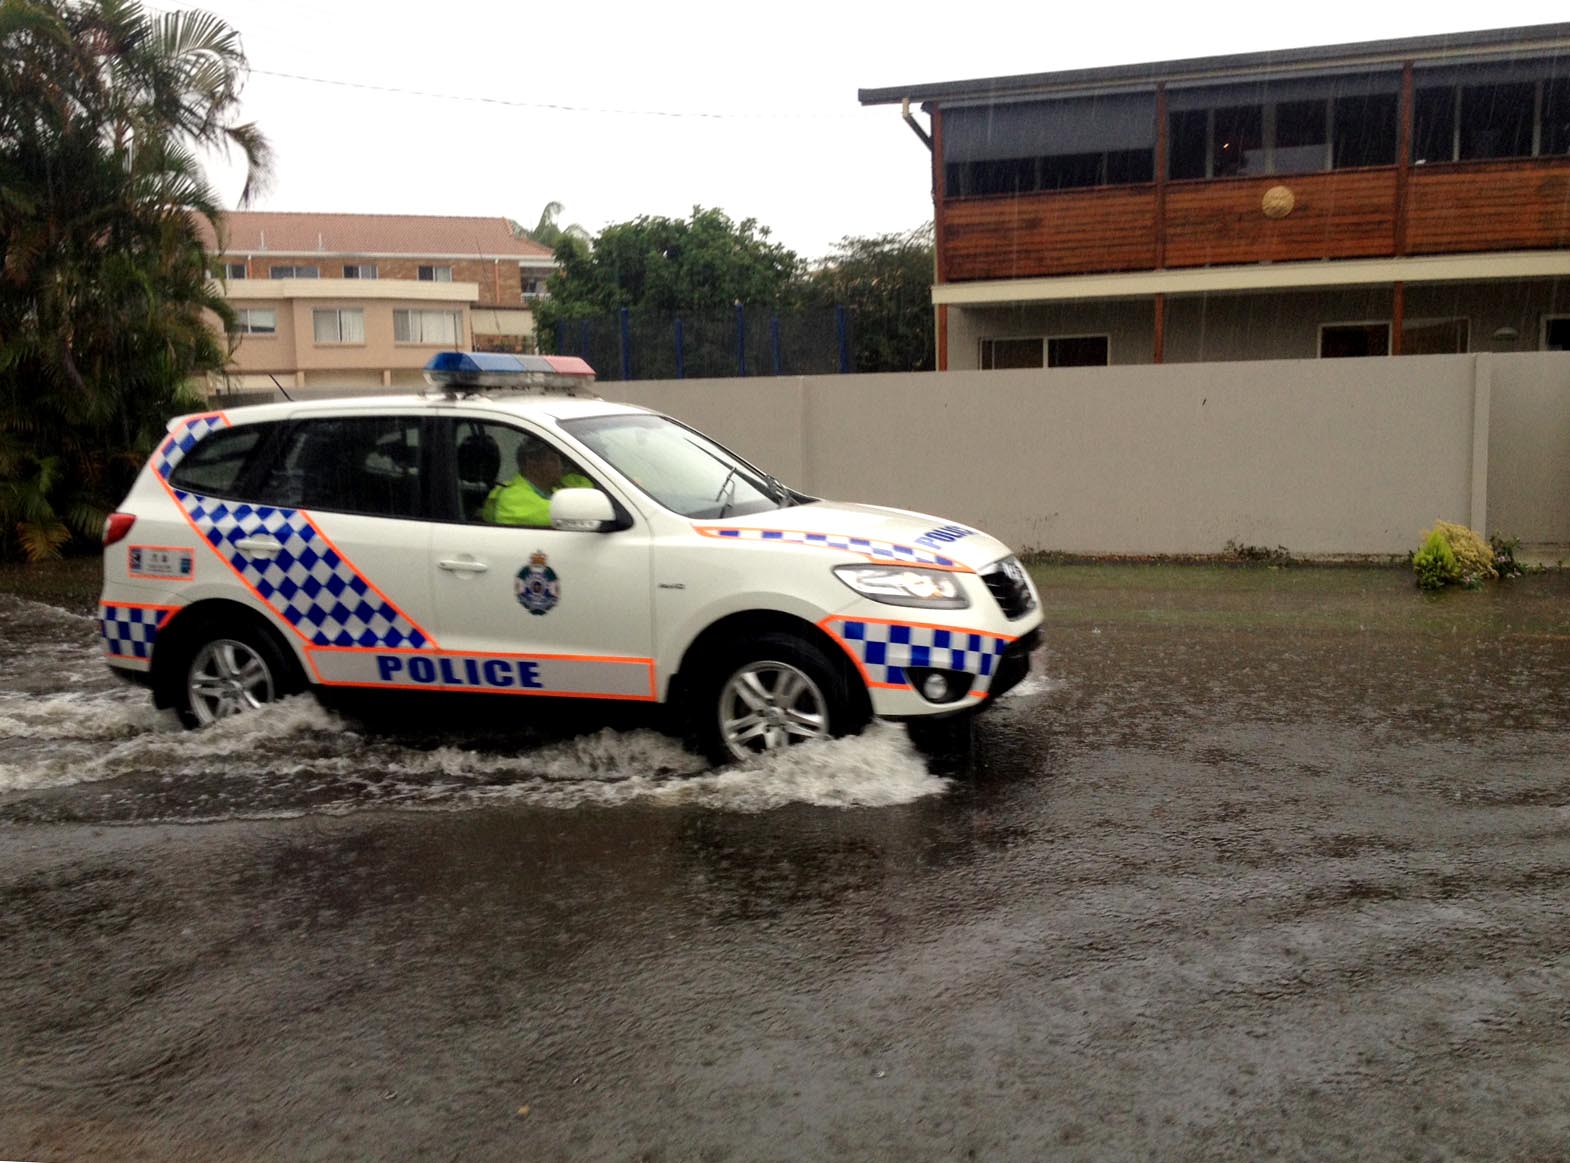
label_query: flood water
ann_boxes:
[3,566,1570,1161]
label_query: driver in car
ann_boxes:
[482,441,595,527]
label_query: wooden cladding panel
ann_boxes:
[942,188,1157,281]
[1163,171,1398,268]
[1406,162,1570,254]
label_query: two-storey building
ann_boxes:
[861,23,1570,370]
[207,212,557,391]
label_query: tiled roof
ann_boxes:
[208,212,554,260]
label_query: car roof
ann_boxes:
[196,392,654,428]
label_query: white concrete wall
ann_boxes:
[614,353,1570,556]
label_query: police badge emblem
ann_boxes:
[514,550,560,616]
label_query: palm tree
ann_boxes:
[518,201,591,250]
[0,0,268,559]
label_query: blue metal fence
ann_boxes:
[545,305,851,381]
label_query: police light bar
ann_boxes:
[423,351,598,397]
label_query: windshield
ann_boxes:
[560,413,784,519]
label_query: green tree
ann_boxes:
[803,225,934,373]
[536,206,802,338]
[0,0,269,560]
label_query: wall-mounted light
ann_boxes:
[1492,326,1520,342]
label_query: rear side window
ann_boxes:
[255,417,424,519]
[167,425,268,497]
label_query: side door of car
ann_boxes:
[421,416,658,703]
[233,412,440,688]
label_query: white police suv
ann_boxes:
[99,352,1043,763]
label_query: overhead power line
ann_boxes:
[249,68,857,122]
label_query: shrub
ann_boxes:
[1490,533,1524,579]
[1413,529,1459,591]
[1413,521,1498,590]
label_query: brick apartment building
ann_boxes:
[206,212,557,391]
[861,23,1570,370]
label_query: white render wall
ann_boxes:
[613,353,1570,556]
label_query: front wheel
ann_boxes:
[695,633,866,765]
[174,623,302,729]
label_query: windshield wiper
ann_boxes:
[714,467,740,518]
[762,470,791,508]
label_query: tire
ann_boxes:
[171,619,303,729]
[695,632,867,765]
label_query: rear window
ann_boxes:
[166,425,268,497]
[254,416,424,519]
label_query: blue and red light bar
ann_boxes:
[423,351,598,396]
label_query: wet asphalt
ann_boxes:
[2,566,1569,1162]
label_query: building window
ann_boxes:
[1169,74,1400,179]
[1332,93,1398,168]
[979,338,1044,369]
[1272,99,1329,173]
[235,308,276,335]
[1212,105,1265,177]
[1546,79,1570,155]
[1048,335,1110,367]
[1459,82,1535,160]
[224,262,247,279]
[521,274,544,298]
[942,93,1157,197]
[417,265,453,282]
[1169,109,1209,180]
[1320,322,1390,358]
[343,263,378,279]
[394,308,463,345]
[1543,316,1570,351]
[1402,318,1469,355]
[269,264,319,279]
[312,308,365,345]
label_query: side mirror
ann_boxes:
[550,487,617,532]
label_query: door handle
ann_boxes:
[438,558,490,574]
[235,536,281,557]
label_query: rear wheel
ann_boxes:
[172,621,302,729]
[696,632,866,765]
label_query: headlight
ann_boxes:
[833,565,969,609]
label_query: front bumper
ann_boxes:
[849,623,1043,720]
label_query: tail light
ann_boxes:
[103,513,136,546]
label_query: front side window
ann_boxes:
[269,264,319,279]
[1544,316,1570,351]
[561,413,782,520]
[448,421,599,526]
[235,308,276,335]
[343,263,378,279]
[255,417,423,519]
[394,309,463,345]
[224,262,247,279]
[417,265,453,282]
[312,308,365,344]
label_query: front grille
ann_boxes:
[981,557,1036,620]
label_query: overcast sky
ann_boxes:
[186,1,1568,260]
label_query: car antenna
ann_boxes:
[269,374,294,402]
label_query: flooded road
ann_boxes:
[3,566,1570,1161]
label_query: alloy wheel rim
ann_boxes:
[187,640,275,725]
[719,661,829,760]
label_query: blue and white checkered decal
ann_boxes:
[155,412,230,479]
[174,492,430,649]
[825,618,1009,692]
[697,526,961,570]
[99,603,173,660]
